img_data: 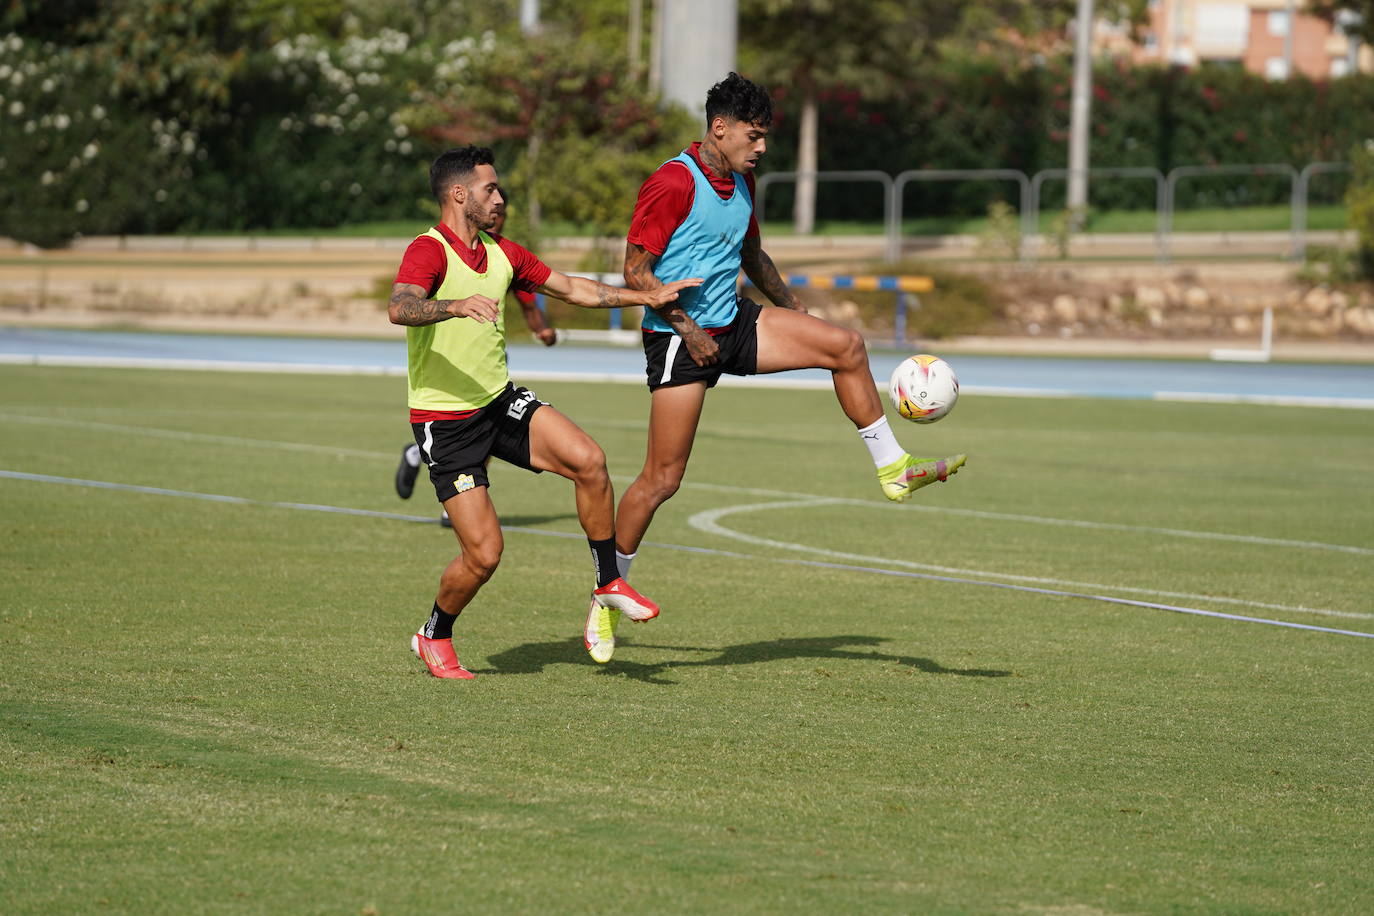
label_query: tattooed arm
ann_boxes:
[739,235,806,313]
[537,264,702,311]
[622,240,719,367]
[387,282,501,327]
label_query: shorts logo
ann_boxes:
[454,474,475,493]
[506,389,539,421]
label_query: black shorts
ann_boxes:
[411,384,545,502]
[643,296,763,391]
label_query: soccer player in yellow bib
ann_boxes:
[389,146,701,678]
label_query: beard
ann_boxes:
[466,200,498,232]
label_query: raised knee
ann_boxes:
[840,328,867,368]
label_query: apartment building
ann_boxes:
[1120,0,1372,78]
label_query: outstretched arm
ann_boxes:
[387,282,501,327]
[537,265,702,311]
[740,235,805,313]
[622,240,719,367]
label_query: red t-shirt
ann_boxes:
[395,222,551,300]
[626,142,760,256]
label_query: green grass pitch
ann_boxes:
[1,364,1371,913]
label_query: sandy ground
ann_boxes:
[2,236,1370,362]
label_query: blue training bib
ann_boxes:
[643,152,753,333]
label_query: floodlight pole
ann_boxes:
[1067,0,1094,221]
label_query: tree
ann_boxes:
[739,0,1149,234]
[403,27,693,261]
[740,0,928,234]
[1306,2,1374,47]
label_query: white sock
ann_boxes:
[404,443,422,467]
[615,550,635,580]
[857,417,906,468]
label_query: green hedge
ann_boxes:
[6,28,1374,248]
[760,57,1374,222]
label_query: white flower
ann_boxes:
[349,182,362,195]
[8,100,21,116]
[83,142,99,159]
[155,188,168,202]
[40,170,54,185]
[91,104,105,119]
[54,113,69,130]
[75,199,89,213]
[0,65,13,80]
[41,77,54,92]
[393,123,408,138]
[398,140,411,155]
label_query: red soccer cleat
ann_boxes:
[410,631,476,680]
[591,577,660,622]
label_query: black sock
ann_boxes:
[422,602,458,640]
[588,536,619,588]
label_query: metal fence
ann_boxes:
[754,162,1353,264]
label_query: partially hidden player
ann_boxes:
[390,145,702,679]
[584,73,968,663]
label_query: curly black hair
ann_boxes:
[704,72,773,128]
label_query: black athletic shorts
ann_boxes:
[411,383,545,502]
[643,296,763,391]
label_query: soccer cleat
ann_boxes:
[583,578,660,664]
[592,577,660,622]
[584,598,619,664]
[411,631,476,679]
[877,452,966,502]
[395,445,420,499]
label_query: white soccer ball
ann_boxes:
[888,354,959,423]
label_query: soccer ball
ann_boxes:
[888,354,959,423]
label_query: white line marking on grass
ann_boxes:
[686,498,1374,623]
[3,407,1367,558]
[0,412,392,460]
[666,479,1374,558]
[4,469,1372,641]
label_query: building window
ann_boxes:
[1265,57,1288,80]
[1268,11,1290,38]
[1331,57,1350,78]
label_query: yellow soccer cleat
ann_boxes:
[877,452,966,502]
[583,598,621,664]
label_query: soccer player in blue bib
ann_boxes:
[582,72,968,663]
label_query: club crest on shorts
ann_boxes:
[454,474,475,493]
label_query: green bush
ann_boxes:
[761,57,1374,222]
[1348,140,1374,279]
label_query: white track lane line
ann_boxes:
[3,469,1372,641]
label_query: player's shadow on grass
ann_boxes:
[499,513,579,527]
[481,634,1010,685]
